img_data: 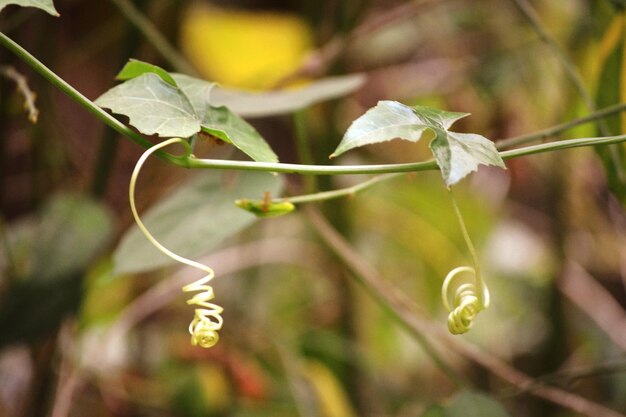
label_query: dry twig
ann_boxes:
[1,65,38,123]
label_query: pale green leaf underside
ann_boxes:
[202,106,278,163]
[431,131,505,186]
[210,73,365,118]
[411,105,469,130]
[0,0,59,15]
[331,100,431,158]
[114,171,283,275]
[2,193,112,282]
[95,73,201,138]
[332,100,504,185]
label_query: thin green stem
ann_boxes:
[198,105,626,206]
[0,31,182,165]
[497,102,626,150]
[286,174,399,204]
[185,133,626,174]
[2,29,625,183]
[512,0,625,182]
[511,0,597,114]
[108,0,199,76]
[448,190,481,286]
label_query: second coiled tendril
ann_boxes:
[129,138,223,348]
[441,190,490,335]
[442,266,490,334]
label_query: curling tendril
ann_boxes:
[441,190,490,335]
[129,138,224,348]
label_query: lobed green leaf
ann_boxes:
[97,60,277,162]
[331,100,430,158]
[332,100,504,186]
[95,73,201,138]
[430,131,505,186]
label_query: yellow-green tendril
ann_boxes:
[441,190,490,334]
[129,138,224,348]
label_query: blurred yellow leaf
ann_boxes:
[197,363,231,411]
[180,4,313,90]
[303,360,357,417]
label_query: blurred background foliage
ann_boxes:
[1,0,626,416]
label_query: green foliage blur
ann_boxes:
[0,1,625,417]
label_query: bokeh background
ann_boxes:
[1,0,626,416]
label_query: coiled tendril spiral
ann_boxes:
[442,190,490,335]
[129,138,223,348]
[441,266,490,334]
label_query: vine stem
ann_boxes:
[448,189,485,304]
[2,30,626,178]
[241,105,626,205]
[185,133,626,174]
[497,102,626,149]
[0,31,179,164]
[511,0,625,182]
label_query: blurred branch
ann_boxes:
[559,260,626,351]
[511,0,625,182]
[502,359,626,397]
[511,0,597,114]
[49,323,83,417]
[305,207,626,417]
[305,207,467,387]
[274,344,318,417]
[498,102,626,149]
[274,0,441,86]
[108,0,199,76]
[0,65,38,123]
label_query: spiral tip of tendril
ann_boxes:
[442,266,488,335]
[191,328,220,348]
